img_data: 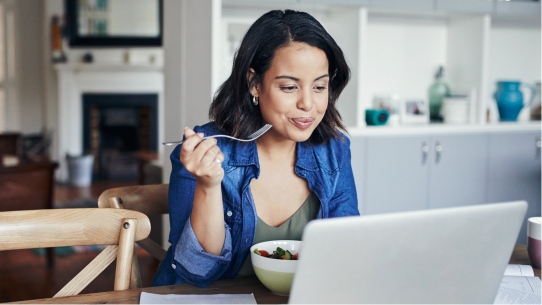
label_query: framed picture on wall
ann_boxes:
[66,0,163,47]
[400,99,429,124]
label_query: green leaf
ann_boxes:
[254,248,259,255]
[276,247,285,256]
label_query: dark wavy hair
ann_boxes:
[209,9,350,145]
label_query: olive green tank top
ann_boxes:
[235,191,320,278]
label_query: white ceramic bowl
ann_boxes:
[250,240,301,296]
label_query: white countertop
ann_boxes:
[347,121,541,137]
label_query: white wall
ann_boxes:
[42,0,164,170]
[446,14,490,124]
[487,19,541,112]
[43,0,62,164]
[3,0,45,134]
[365,13,448,106]
[161,0,221,249]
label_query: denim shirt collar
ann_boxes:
[227,139,319,177]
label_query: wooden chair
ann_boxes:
[97,184,169,288]
[0,208,151,298]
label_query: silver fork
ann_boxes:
[162,124,272,146]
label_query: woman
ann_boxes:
[152,9,359,288]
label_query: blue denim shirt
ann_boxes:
[152,122,359,288]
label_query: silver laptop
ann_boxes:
[289,201,527,304]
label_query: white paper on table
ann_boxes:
[494,287,541,304]
[504,265,535,277]
[139,292,257,304]
[500,275,541,295]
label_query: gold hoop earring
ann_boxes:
[252,96,259,106]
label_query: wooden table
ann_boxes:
[11,245,539,304]
[509,245,541,279]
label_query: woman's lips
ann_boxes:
[291,117,315,129]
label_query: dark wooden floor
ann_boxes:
[0,181,162,303]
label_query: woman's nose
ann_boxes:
[297,90,314,111]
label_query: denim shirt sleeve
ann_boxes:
[167,131,233,287]
[173,216,232,281]
[329,136,360,217]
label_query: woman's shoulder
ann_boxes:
[193,122,223,136]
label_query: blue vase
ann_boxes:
[494,81,537,121]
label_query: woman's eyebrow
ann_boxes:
[275,75,299,81]
[314,74,330,81]
[274,74,330,81]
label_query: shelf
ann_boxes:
[348,121,541,137]
[218,0,540,129]
[223,0,542,17]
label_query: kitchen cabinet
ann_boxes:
[493,1,542,17]
[350,136,365,213]
[435,0,493,14]
[359,133,489,215]
[371,0,434,11]
[428,134,488,209]
[487,131,542,245]
[299,0,371,6]
[350,125,540,244]
[362,136,429,215]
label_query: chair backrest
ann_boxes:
[97,184,169,288]
[0,208,151,298]
[98,184,169,216]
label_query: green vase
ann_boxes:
[428,67,450,121]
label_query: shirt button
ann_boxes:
[171,264,176,270]
[227,211,233,217]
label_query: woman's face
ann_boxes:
[252,42,329,143]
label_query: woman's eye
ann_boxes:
[314,86,327,91]
[280,86,297,92]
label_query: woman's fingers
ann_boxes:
[216,151,224,163]
[184,127,196,138]
[179,129,224,186]
[180,128,204,157]
[190,137,218,164]
[200,144,222,166]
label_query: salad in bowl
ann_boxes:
[249,240,301,296]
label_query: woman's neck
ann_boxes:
[255,132,297,165]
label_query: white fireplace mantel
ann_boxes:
[55,63,164,73]
[54,63,164,182]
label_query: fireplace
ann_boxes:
[83,93,158,180]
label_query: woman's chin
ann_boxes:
[288,129,315,143]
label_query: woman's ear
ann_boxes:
[247,68,259,97]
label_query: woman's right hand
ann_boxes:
[180,127,225,188]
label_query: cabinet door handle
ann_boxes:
[435,142,442,164]
[422,142,429,164]
[536,138,541,159]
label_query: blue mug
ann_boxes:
[365,109,389,126]
[494,81,537,121]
